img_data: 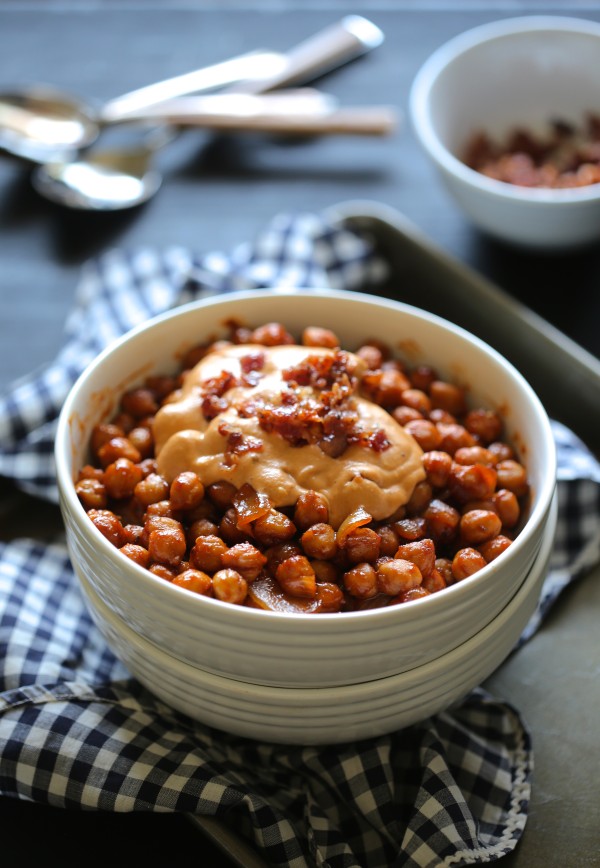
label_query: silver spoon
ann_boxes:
[30,15,385,211]
[31,99,397,210]
[30,91,358,211]
[0,50,287,164]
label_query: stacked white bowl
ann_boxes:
[55,290,557,744]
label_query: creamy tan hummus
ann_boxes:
[154,344,424,528]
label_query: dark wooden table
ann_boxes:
[1,3,599,866]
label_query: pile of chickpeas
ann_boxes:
[75,322,529,614]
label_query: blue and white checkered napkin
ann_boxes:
[1,212,599,868]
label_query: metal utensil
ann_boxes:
[31,15,386,211]
[31,101,397,211]
[0,50,287,163]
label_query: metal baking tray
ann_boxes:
[187,199,600,866]
[327,199,600,457]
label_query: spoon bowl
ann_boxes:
[0,50,287,164]
[0,86,98,162]
[31,144,163,210]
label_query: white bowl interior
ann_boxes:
[56,290,556,687]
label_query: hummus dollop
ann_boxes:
[154,343,424,528]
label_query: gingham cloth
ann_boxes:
[1,213,599,868]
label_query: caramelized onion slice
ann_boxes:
[336,506,372,545]
[247,575,322,613]
[233,483,272,528]
[247,576,343,614]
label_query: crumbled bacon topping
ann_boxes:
[200,347,391,456]
[255,350,390,455]
[217,422,264,465]
[282,350,357,391]
[240,350,266,387]
[200,370,239,420]
[240,350,266,374]
[202,393,229,420]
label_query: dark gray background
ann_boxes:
[1,3,599,866]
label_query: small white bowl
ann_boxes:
[56,289,556,688]
[410,16,600,250]
[75,494,555,744]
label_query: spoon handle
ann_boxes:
[106,90,338,122]
[131,106,399,137]
[99,50,286,124]
[100,16,383,124]
[231,15,384,94]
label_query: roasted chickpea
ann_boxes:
[90,423,124,457]
[221,542,267,582]
[75,477,107,510]
[376,524,401,557]
[170,471,205,511]
[405,481,433,516]
[424,499,460,545]
[449,463,498,503]
[400,388,432,415]
[343,563,378,599]
[190,534,228,573]
[495,460,529,497]
[493,489,520,528]
[276,555,317,598]
[377,558,422,596]
[252,510,297,546]
[251,322,295,346]
[103,457,144,500]
[293,490,329,530]
[429,381,467,416]
[452,547,487,580]
[302,326,340,348]
[392,406,423,426]
[148,521,186,566]
[436,423,475,455]
[88,509,125,547]
[127,426,154,459]
[120,387,159,419]
[403,419,442,452]
[97,436,141,468]
[362,368,411,408]
[355,344,384,370]
[172,569,213,596]
[395,538,436,578]
[479,535,512,562]
[120,543,151,568]
[421,567,447,594]
[393,517,427,542]
[301,523,337,560]
[460,509,503,545]
[410,364,437,392]
[342,527,381,564]
[212,569,248,605]
[464,409,502,444]
[422,450,453,489]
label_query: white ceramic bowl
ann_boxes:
[75,494,556,744]
[55,289,556,688]
[410,16,600,250]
